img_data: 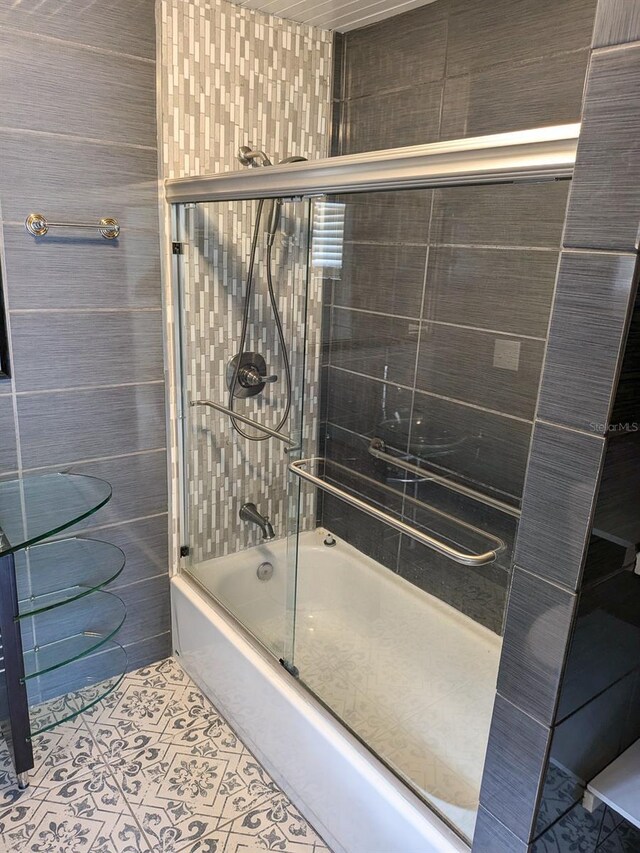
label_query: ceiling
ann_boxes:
[233,0,438,32]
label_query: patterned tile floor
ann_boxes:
[0,658,331,853]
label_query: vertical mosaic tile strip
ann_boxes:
[158,0,332,562]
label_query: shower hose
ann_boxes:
[228,198,292,441]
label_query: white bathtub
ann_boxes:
[172,529,500,852]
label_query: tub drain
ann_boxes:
[257,561,274,581]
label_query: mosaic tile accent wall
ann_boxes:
[158,0,332,563]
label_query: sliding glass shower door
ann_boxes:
[290,180,570,842]
[174,197,313,661]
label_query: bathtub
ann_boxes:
[172,528,500,853]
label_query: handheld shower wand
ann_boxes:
[228,147,308,441]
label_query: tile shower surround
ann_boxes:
[322,0,600,635]
[476,2,640,849]
[159,0,332,565]
[0,0,169,670]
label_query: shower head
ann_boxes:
[237,145,272,167]
[265,156,308,247]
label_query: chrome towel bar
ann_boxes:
[190,399,295,445]
[25,213,120,240]
[289,457,500,566]
[368,437,521,518]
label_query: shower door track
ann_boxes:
[165,123,579,203]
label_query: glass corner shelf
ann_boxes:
[0,473,112,556]
[16,537,126,618]
[27,639,128,736]
[21,590,126,680]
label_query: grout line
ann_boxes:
[332,303,547,341]
[0,23,156,65]
[343,238,561,253]
[536,416,607,441]
[0,125,158,153]
[22,446,167,474]
[329,364,534,424]
[10,308,163,315]
[15,379,165,397]
[77,511,168,536]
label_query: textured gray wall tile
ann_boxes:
[344,3,447,99]
[593,431,640,547]
[0,30,156,147]
[473,807,530,853]
[431,181,569,249]
[447,0,596,76]
[0,394,17,474]
[514,423,605,589]
[564,43,640,250]
[426,246,558,338]
[0,0,156,59]
[336,242,427,316]
[411,390,532,498]
[497,568,576,725]
[537,251,638,432]
[479,694,551,840]
[114,575,171,648]
[3,224,162,310]
[10,311,164,392]
[0,131,158,229]
[343,81,442,153]
[416,322,545,419]
[398,536,509,634]
[123,631,173,672]
[326,370,413,448]
[330,307,419,386]
[321,492,401,571]
[94,514,169,589]
[592,0,640,47]
[342,189,432,246]
[440,50,589,140]
[39,450,168,530]
[17,383,166,469]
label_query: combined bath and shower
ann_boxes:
[227,146,307,441]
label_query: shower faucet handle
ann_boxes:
[263,374,278,384]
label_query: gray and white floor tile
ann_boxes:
[0,657,331,853]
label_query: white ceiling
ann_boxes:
[233,0,438,32]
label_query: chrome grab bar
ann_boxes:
[368,437,521,518]
[191,399,295,445]
[25,212,120,240]
[289,457,500,566]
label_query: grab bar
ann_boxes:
[190,399,295,445]
[25,212,120,240]
[368,437,521,518]
[289,457,499,566]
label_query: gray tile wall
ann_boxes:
[323,0,597,634]
[0,0,169,673]
[477,2,640,848]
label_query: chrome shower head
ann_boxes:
[237,145,272,167]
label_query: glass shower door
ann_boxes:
[290,180,570,843]
[175,196,312,663]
